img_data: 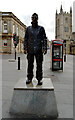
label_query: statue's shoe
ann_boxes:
[26,79,32,84]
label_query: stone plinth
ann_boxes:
[8,59,16,62]
[10,78,58,118]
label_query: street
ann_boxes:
[0,49,73,119]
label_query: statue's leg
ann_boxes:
[27,54,34,80]
[35,53,43,81]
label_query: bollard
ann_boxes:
[15,45,16,60]
[64,54,66,62]
[18,57,20,70]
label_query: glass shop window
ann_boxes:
[3,40,7,47]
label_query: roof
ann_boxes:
[0,12,26,28]
[52,39,63,43]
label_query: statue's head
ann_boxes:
[31,13,38,25]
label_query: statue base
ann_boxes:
[9,78,58,118]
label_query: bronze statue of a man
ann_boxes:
[24,13,47,85]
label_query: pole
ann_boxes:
[64,49,66,62]
[18,57,20,70]
[70,45,71,54]
[64,40,66,62]
[15,45,16,60]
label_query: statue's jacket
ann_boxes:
[24,25,47,54]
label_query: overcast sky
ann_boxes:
[0,0,74,40]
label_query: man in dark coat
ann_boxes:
[24,13,47,85]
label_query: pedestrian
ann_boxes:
[24,13,47,85]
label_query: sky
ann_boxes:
[0,0,75,40]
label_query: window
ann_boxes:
[57,19,59,26]
[65,17,68,23]
[13,24,15,34]
[64,27,69,32]
[3,40,7,47]
[16,26,18,36]
[3,21,7,33]
[0,20,2,33]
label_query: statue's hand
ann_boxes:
[43,49,47,55]
[24,50,27,54]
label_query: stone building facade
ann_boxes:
[55,5,73,54]
[71,1,75,55]
[0,12,26,53]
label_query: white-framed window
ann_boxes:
[13,24,15,34]
[16,26,18,36]
[3,21,7,33]
[3,39,7,47]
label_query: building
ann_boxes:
[71,1,75,55]
[72,1,75,33]
[0,12,26,53]
[55,5,73,54]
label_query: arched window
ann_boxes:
[3,21,7,33]
[65,17,68,23]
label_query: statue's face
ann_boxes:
[31,15,38,23]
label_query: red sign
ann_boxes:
[53,59,63,61]
[54,44,62,46]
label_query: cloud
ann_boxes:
[47,27,54,33]
[22,15,31,26]
[0,0,73,40]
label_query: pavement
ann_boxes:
[0,49,74,119]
